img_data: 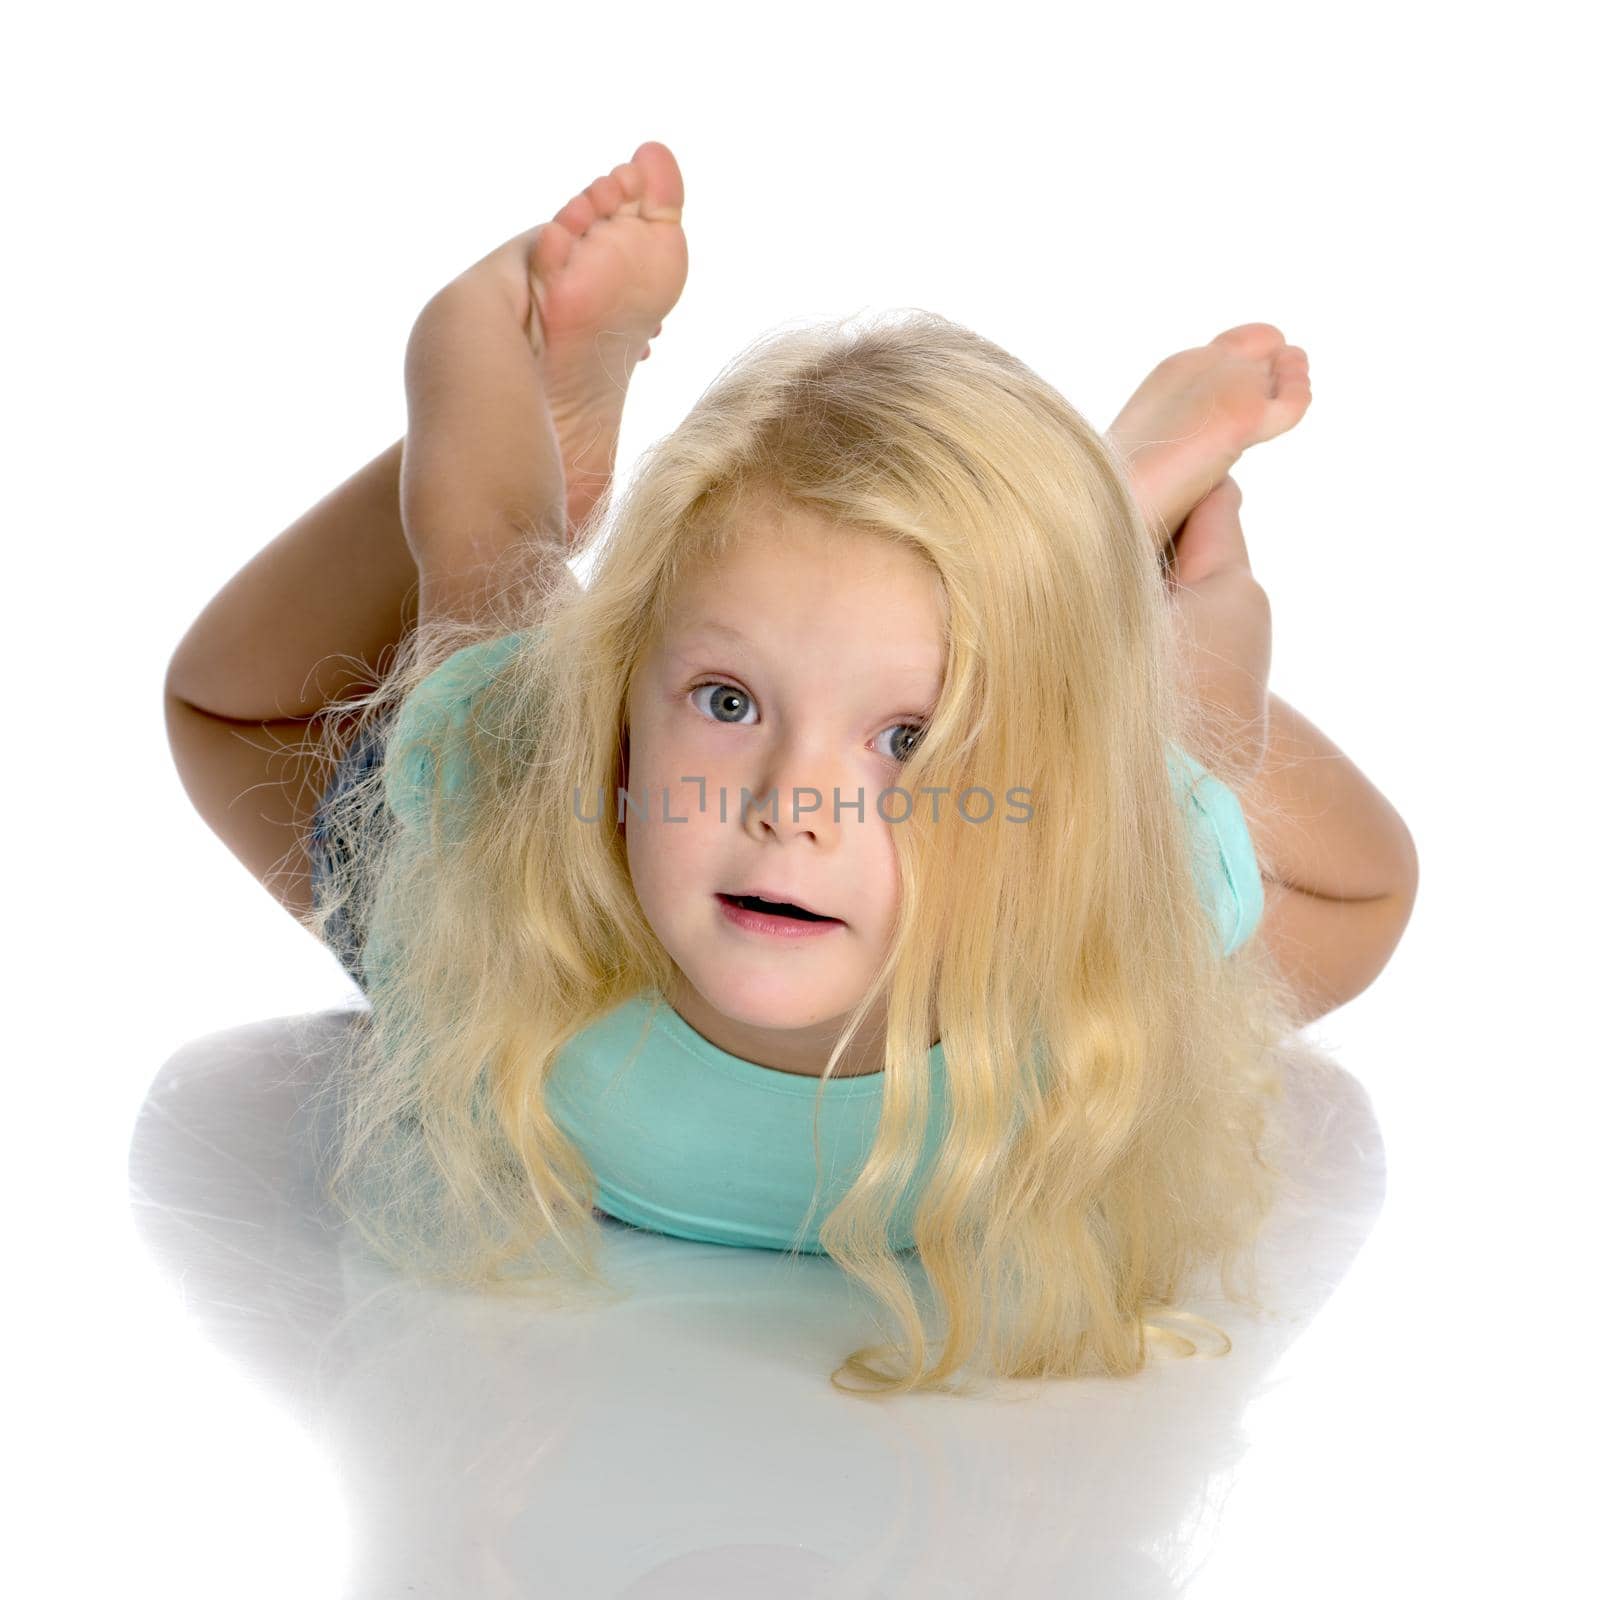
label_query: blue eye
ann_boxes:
[689,682,756,725]
[873,723,926,763]
[690,682,925,765]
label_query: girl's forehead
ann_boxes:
[674,520,944,618]
[643,511,950,678]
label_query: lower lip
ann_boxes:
[716,895,845,939]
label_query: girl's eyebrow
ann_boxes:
[678,619,751,647]
[671,616,945,688]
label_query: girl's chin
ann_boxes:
[675,971,856,1031]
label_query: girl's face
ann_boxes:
[623,508,947,1077]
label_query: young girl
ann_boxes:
[164,140,1418,1398]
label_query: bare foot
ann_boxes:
[526,140,688,534]
[1106,323,1311,549]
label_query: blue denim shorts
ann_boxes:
[308,706,399,992]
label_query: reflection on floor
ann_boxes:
[128,1010,1382,1599]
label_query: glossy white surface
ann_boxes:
[12,2,1594,1593]
[123,1010,1386,1598]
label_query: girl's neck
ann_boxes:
[665,978,898,1079]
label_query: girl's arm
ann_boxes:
[1167,478,1419,1023]
[1241,694,1419,1024]
[1244,692,1418,903]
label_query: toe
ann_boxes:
[585,173,625,220]
[1272,367,1313,407]
[1262,347,1314,425]
[1213,323,1286,359]
[554,192,597,236]
[531,220,574,280]
[1272,346,1311,388]
[610,160,644,205]
[630,139,685,221]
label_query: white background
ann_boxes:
[6,0,1593,1594]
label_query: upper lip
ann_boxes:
[723,886,841,921]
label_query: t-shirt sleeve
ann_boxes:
[383,629,536,833]
[1166,742,1267,956]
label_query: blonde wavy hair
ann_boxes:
[301,307,1307,1399]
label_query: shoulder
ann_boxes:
[402,631,531,720]
[1166,743,1267,956]
[383,628,539,830]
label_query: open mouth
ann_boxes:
[716,893,841,925]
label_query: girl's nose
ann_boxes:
[742,761,861,845]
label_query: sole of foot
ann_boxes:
[526,140,689,535]
[1107,322,1312,548]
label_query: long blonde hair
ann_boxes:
[301,308,1306,1398]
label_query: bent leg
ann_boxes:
[400,273,569,626]
[167,437,421,721]
[164,437,433,926]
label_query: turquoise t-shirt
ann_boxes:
[368,628,1266,1256]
